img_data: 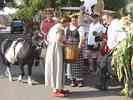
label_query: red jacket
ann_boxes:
[101,32,111,55]
[40,19,55,35]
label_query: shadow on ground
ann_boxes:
[67,87,121,99]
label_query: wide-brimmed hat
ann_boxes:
[102,10,116,16]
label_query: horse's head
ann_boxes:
[31,32,47,50]
[30,33,47,63]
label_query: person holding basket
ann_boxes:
[64,15,84,87]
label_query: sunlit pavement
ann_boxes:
[0,65,132,100]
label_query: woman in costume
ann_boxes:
[45,16,71,97]
[65,15,84,87]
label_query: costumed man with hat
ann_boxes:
[96,9,127,90]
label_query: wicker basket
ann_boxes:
[64,45,79,62]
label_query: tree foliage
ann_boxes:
[13,0,130,20]
[103,0,128,11]
[13,0,81,20]
[14,0,48,20]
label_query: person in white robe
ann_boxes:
[78,12,93,66]
[87,14,106,72]
[102,10,127,50]
[45,16,71,97]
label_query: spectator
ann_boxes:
[39,9,55,68]
[78,11,92,66]
[87,14,106,72]
[40,9,55,41]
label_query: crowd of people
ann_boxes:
[37,2,133,97]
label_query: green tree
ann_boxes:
[13,0,81,20]
[69,0,81,6]
[14,0,45,20]
[104,0,128,11]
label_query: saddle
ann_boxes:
[5,38,24,64]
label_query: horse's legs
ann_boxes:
[18,64,25,81]
[40,58,45,77]
[27,63,33,85]
[6,65,12,82]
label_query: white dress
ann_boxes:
[88,22,106,45]
[45,23,65,90]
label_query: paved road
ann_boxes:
[0,64,132,100]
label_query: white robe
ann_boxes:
[88,22,106,45]
[107,19,127,50]
[45,23,65,90]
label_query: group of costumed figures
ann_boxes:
[81,0,133,97]
[94,2,133,97]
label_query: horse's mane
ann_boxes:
[1,39,12,55]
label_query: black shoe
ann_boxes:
[35,60,39,66]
